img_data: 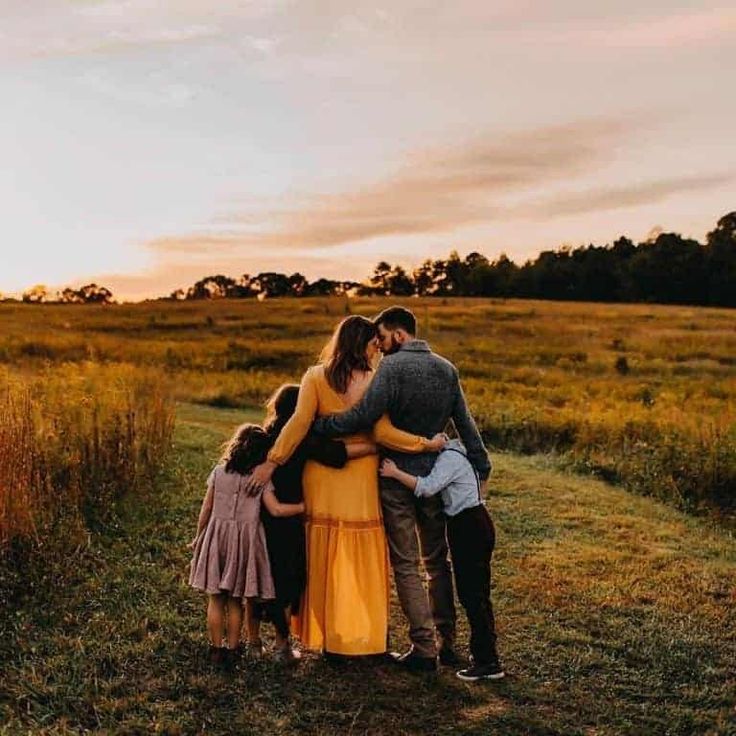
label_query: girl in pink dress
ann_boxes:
[189,423,303,666]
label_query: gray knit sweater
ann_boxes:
[312,339,491,480]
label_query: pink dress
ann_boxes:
[189,464,275,600]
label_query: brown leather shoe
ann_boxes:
[389,647,437,672]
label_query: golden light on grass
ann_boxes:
[0,364,175,553]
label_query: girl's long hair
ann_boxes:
[220,422,272,475]
[320,315,377,395]
[263,383,300,439]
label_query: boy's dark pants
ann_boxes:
[446,505,498,665]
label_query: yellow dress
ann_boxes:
[267,364,431,655]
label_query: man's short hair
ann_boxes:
[374,306,417,336]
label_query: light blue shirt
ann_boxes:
[414,439,482,517]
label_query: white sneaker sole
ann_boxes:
[456,670,506,682]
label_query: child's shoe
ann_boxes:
[456,655,505,682]
[209,645,226,667]
[245,639,264,660]
[273,643,301,666]
[224,645,243,670]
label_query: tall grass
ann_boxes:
[0,363,175,555]
[0,297,733,514]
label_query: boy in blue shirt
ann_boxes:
[380,439,504,681]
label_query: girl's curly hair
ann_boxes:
[220,422,272,475]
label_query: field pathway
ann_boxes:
[1,403,735,735]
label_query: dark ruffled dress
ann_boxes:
[189,464,275,600]
[261,432,348,614]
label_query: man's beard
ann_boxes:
[383,336,402,355]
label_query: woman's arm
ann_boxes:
[344,440,378,459]
[268,368,319,465]
[189,471,215,548]
[245,368,319,492]
[372,414,447,453]
[262,488,306,518]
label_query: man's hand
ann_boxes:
[244,460,277,495]
[187,536,198,550]
[379,458,399,479]
[426,432,448,452]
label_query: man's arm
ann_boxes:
[312,362,396,437]
[451,372,491,480]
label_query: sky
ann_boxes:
[1,1,734,301]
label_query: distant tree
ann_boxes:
[569,245,621,302]
[413,260,435,296]
[60,287,83,304]
[169,288,186,301]
[443,251,467,294]
[526,249,576,300]
[491,254,519,297]
[305,278,341,296]
[77,283,114,304]
[705,211,736,307]
[226,274,256,299]
[22,284,49,303]
[370,261,393,295]
[187,275,236,299]
[463,252,490,296]
[387,265,415,296]
[629,233,706,304]
[339,281,363,297]
[252,272,292,298]
[430,259,450,295]
[288,272,308,296]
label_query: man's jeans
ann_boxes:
[380,479,456,658]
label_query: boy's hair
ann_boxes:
[263,383,300,438]
[374,306,417,336]
[221,422,272,475]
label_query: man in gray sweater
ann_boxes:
[312,306,492,672]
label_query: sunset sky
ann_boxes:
[2,1,735,300]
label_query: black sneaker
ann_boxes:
[438,645,463,668]
[223,646,242,670]
[456,659,505,681]
[389,648,437,673]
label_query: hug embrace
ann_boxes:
[188,306,504,682]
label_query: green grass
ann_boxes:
[1,404,735,735]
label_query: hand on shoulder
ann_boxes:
[426,433,449,452]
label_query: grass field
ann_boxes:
[1,297,734,733]
[1,297,734,516]
[1,402,734,735]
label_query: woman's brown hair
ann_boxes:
[320,315,377,395]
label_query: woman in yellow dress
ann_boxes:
[260,316,444,656]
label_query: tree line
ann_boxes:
[169,212,735,307]
[13,211,736,307]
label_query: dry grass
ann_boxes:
[0,363,175,555]
[0,297,732,512]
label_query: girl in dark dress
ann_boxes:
[247,384,377,662]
